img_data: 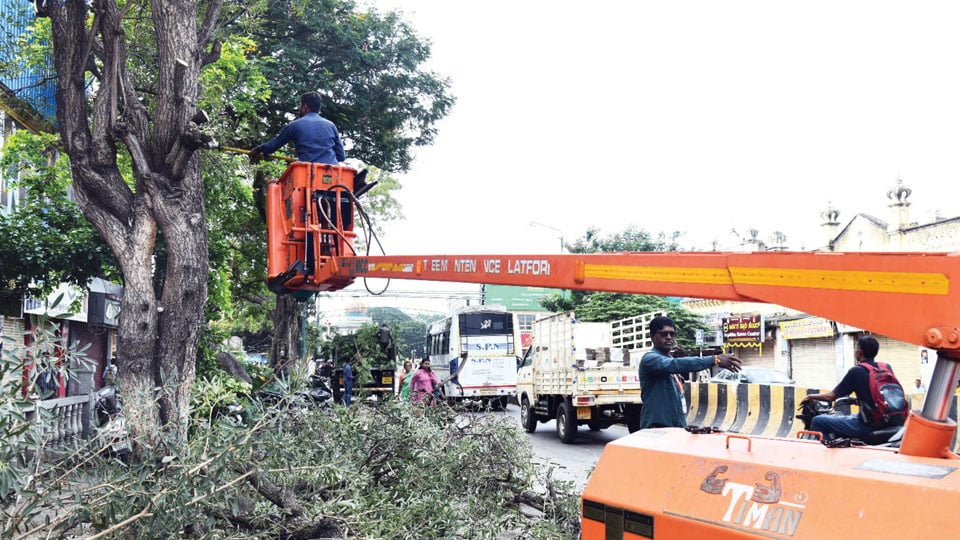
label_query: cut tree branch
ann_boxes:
[234,464,305,519]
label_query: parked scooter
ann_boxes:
[308,372,334,403]
[796,396,904,447]
[256,375,333,409]
[94,385,132,463]
[213,401,245,424]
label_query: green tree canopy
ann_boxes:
[0,130,116,310]
[565,225,682,254]
[218,0,447,367]
[233,0,455,173]
[542,225,707,350]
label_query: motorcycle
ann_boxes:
[213,401,246,424]
[796,396,904,447]
[256,375,333,409]
[94,385,132,463]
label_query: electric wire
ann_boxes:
[335,184,391,296]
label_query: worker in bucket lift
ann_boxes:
[248,92,372,196]
[639,316,741,429]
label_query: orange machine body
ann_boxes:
[581,422,959,539]
[265,162,357,294]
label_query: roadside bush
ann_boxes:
[0,316,97,537]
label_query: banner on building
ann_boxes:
[779,317,834,340]
[483,285,552,312]
[722,315,763,348]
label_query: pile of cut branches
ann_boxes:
[22,399,579,539]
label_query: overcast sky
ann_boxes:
[324,0,960,315]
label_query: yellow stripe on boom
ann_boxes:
[583,265,731,285]
[581,263,948,296]
[730,267,949,295]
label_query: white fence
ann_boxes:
[26,394,95,453]
[610,311,665,351]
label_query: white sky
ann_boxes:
[323,0,960,315]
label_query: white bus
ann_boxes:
[426,306,519,409]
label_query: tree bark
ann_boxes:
[45,0,221,451]
[270,295,304,375]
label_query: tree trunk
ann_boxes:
[45,0,222,451]
[271,295,304,376]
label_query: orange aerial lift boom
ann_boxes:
[267,162,960,538]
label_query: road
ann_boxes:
[500,404,629,490]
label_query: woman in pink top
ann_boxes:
[410,358,440,405]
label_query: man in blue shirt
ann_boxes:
[250,92,374,196]
[639,316,741,429]
[342,357,354,406]
[250,92,346,165]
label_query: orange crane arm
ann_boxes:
[322,251,960,352]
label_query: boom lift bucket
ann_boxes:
[265,162,358,295]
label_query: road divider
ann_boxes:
[683,383,960,447]
[685,383,826,438]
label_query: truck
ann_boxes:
[332,364,395,403]
[517,311,662,443]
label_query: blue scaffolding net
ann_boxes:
[0,0,57,132]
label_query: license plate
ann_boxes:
[382,376,393,384]
[576,407,592,420]
[478,388,496,396]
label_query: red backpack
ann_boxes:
[858,362,908,428]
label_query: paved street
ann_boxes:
[499,404,629,490]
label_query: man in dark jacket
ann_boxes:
[639,316,741,429]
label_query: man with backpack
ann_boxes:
[800,335,908,441]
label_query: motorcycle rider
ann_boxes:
[800,335,894,441]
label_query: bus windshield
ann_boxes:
[457,312,516,355]
[459,313,514,336]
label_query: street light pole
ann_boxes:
[528,221,564,253]
[528,221,567,303]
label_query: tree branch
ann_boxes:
[198,0,224,50]
[201,39,222,68]
[234,463,304,518]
